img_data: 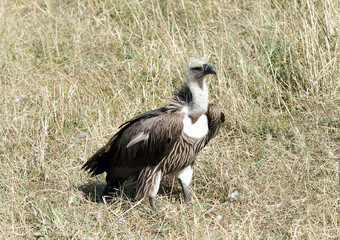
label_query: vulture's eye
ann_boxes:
[192,67,202,71]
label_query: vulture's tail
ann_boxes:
[82,145,110,176]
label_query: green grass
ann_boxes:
[0,0,339,239]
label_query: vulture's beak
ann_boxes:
[203,64,217,76]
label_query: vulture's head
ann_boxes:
[185,58,216,83]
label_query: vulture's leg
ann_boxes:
[101,178,123,198]
[149,197,157,211]
[148,170,162,210]
[135,167,162,210]
[179,180,191,203]
[176,165,193,204]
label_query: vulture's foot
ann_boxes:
[101,178,122,199]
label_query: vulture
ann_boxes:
[82,58,225,210]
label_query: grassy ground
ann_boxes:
[0,0,339,239]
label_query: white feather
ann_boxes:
[126,131,149,148]
[175,165,193,186]
[182,107,208,139]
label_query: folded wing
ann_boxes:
[82,107,184,177]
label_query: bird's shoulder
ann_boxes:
[207,103,225,124]
[118,106,185,132]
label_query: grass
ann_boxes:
[0,0,339,239]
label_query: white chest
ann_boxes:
[182,114,209,139]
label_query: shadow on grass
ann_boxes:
[77,181,106,202]
[78,178,183,205]
[77,181,137,203]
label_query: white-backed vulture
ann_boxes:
[82,58,225,210]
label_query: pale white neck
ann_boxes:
[186,78,208,120]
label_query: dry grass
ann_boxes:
[0,0,339,239]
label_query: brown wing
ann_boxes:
[204,103,225,146]
[82,107,184,176]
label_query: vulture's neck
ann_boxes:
[186,78,208,121]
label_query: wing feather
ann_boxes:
[82,107,184,176]
[204,103,225,146]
